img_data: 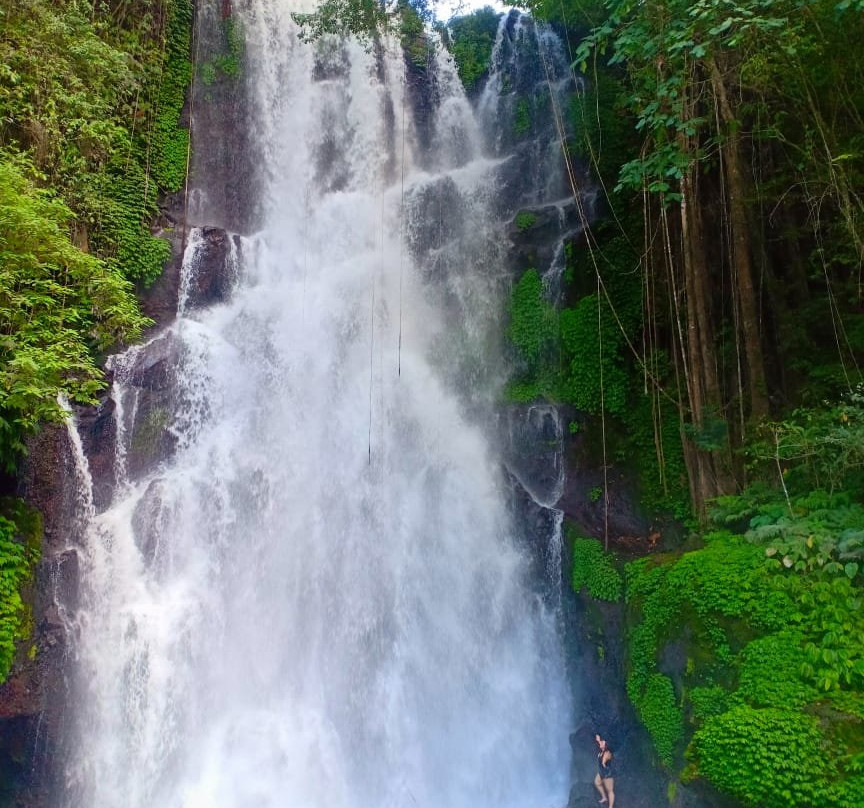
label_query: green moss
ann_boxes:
[515,210,538,230]
[131,406,172,459]
[508,269,557,364]
[152,0,194,194]
[0,500,42,684]
[514,97,532,135]
[569,530,623,602]
[634,672,683,766]
[691,706,829,808]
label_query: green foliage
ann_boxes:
[635,672,684,766]
[743,391,864,499]
[623,504,864,802]
[446,7,500,91]
[515,210,537,231]
[508,269,557,363]
[293,0,391,46]
[736,631,817,708]
[514,97,532,135]
[689,685,729,720]
[496,0,864,794]
[0,159,150,463]
[619,379,690,519]
[623,532,800,767]
[0,0,193,470]
[200,17,246,84]
[0,502,42,684]
[569,69,637,185]
[152,0,193,193]
[569,530,622,601]
[558,294,629,414]
[690,706,829,808]
[399,1,431,68]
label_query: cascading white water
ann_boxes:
[60,4,572,807]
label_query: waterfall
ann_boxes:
[58,4,573,807]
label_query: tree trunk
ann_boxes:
[708,54,770,421]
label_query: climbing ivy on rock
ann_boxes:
[0,0,193,470]
[620,494,864,803]
[570,531,623,601]
[0,502,41,684]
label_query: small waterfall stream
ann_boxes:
[57,5,583,807]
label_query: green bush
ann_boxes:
[515,210,537,230]
[514,97,532,135]
[0,504,41,684]
[736,631,817,708]
[508,269,557,363]
[570,532,622,601]
[0,160,150,461]
[447,7,500,91]
[635,672,683,766]
[691,706,829,808]
[689,686,729,720]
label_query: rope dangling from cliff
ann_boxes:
[536,26,610,549]
[398,75,407,378]
[598,272,609,550]
[181,0,201,261]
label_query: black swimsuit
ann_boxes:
[598,750,615,779]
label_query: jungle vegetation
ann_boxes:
[500,0,864,804]
[0,0,192,682]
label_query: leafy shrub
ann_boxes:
[689,686,729,720]
[0,160,150,461]
[0,505,41,683]
[508,269,557,363]
[691,706,829,808]
[736,631,817,708]
[515,211,537,230]
[570,532,622,601]
[447,7,500,91]
[635,673,683,766]
[514,97,532,135]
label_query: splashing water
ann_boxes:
[60,5,572,807]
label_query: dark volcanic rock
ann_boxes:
[122,333,182,482]
[0,426,80,807]
[507,200,584,270]
[503,403,564,508]
[132,478,170,565]
[137,239,184,329]
[73,394,117,512]
[182,227,240,310]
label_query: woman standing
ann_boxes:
[594,734,616,806]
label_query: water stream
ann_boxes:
[59,4,575,806]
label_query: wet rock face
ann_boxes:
[182,227,240,311]
[503,403,564,509]
[73,394,117,512]
[187,7,261,234]
[506,200,585,269]
[122,333,182,482]
[132,478,171,564]
[0,426,81,808]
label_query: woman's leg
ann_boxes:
[604,778,615,808]
[594,773,608,803]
